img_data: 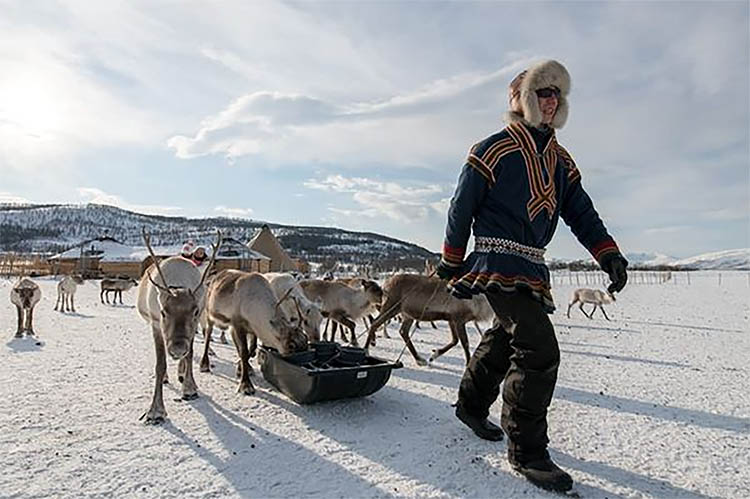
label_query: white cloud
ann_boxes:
[214,205,254,218]
[304,174,447,223]
[166,61,528,165]
[77,187,181,216]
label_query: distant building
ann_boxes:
[247,224,302,272]
[48,234,272,279]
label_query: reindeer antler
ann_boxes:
[141,227,174,296]
[193,230,222,293]
[274,287,294,313]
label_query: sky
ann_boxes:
[0,0,748,260]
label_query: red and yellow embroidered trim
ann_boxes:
[507,123,558,221]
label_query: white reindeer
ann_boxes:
[54,275,84,312]
[136,229,219,424]
[566,288,616,321]
[265,272,324,342]
[199,269,309,393]
[10,278,42,338]
[299,279,383,347]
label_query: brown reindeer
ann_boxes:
[11,278,42,338]
[299,279,383,346]
[365,274,493,366]
[100,277,138,305]
[199,269,309,394]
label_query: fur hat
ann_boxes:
[505,60,571,129]
[181,241,195,257]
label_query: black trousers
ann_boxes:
[457,290,560,463]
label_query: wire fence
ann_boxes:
[551,270,750,287]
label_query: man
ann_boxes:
[436,60,628,492]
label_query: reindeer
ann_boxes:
[136,229,220,424]
[265,272,323,342]
[10,278,42,338]
[299,279,383,347]
[333,277,383,336]
[100,277,138,305]
[54,275,84,313]
[566,288,616,321]
[365,274,493,366]
[199,269,309,394]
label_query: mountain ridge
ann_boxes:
[0,203,437,270]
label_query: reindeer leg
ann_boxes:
[25,307,35,336]
[180,340,199,400]
[431,321,438,329]
[118,290,123,305]
[100,288,105,304]
[70,293,76,313]
[457,322,472,365]
[199,323,213,373]
[14,305,23,337]
[473,320,484,338]
[142,325,168,424]
[231,326,255,395]
[340,316,358,347]
[219,329,228,344]
[330,320,338,342]
[430,320,459,363]
[399,318,427,366]
[365,298,401,349]
[579,302,590,319]
[54,292,60,312]
[566,300,575,318]
[599,305,611,321]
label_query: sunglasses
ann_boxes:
[535,87,560,98]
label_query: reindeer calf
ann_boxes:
[55,275,84,312]
[566,288,616,321]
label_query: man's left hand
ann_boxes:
[601,253,628,293]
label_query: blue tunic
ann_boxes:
[440,122,620,312]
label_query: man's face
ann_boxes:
[538,93,559,125]
[535,87,560,125]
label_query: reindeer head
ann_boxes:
[361,280,384,307]
[72,275,85,285]
[269,307,309,355]
[142,227,221,360]
[272,289,310,354]
[156,287,202,360]
[299,300,324,342]
[603,290,616,303]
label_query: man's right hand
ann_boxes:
[601,253,628,293]
[436,260,462,281]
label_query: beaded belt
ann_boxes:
[474,237,546,265]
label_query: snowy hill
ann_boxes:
[624,251,677,267]
[0,203,436,268]
[624,249,750,270]
[671,248,750,270]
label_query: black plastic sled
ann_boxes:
[258,341,402,404]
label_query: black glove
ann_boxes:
[436,260,462,281]
[600,253,628,293]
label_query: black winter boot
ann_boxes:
[509,453,573,492]
[455,404,504,441]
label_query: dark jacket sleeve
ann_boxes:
[440,156,491,268]
[560,166,621,265]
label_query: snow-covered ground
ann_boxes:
[1,272,748,498]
